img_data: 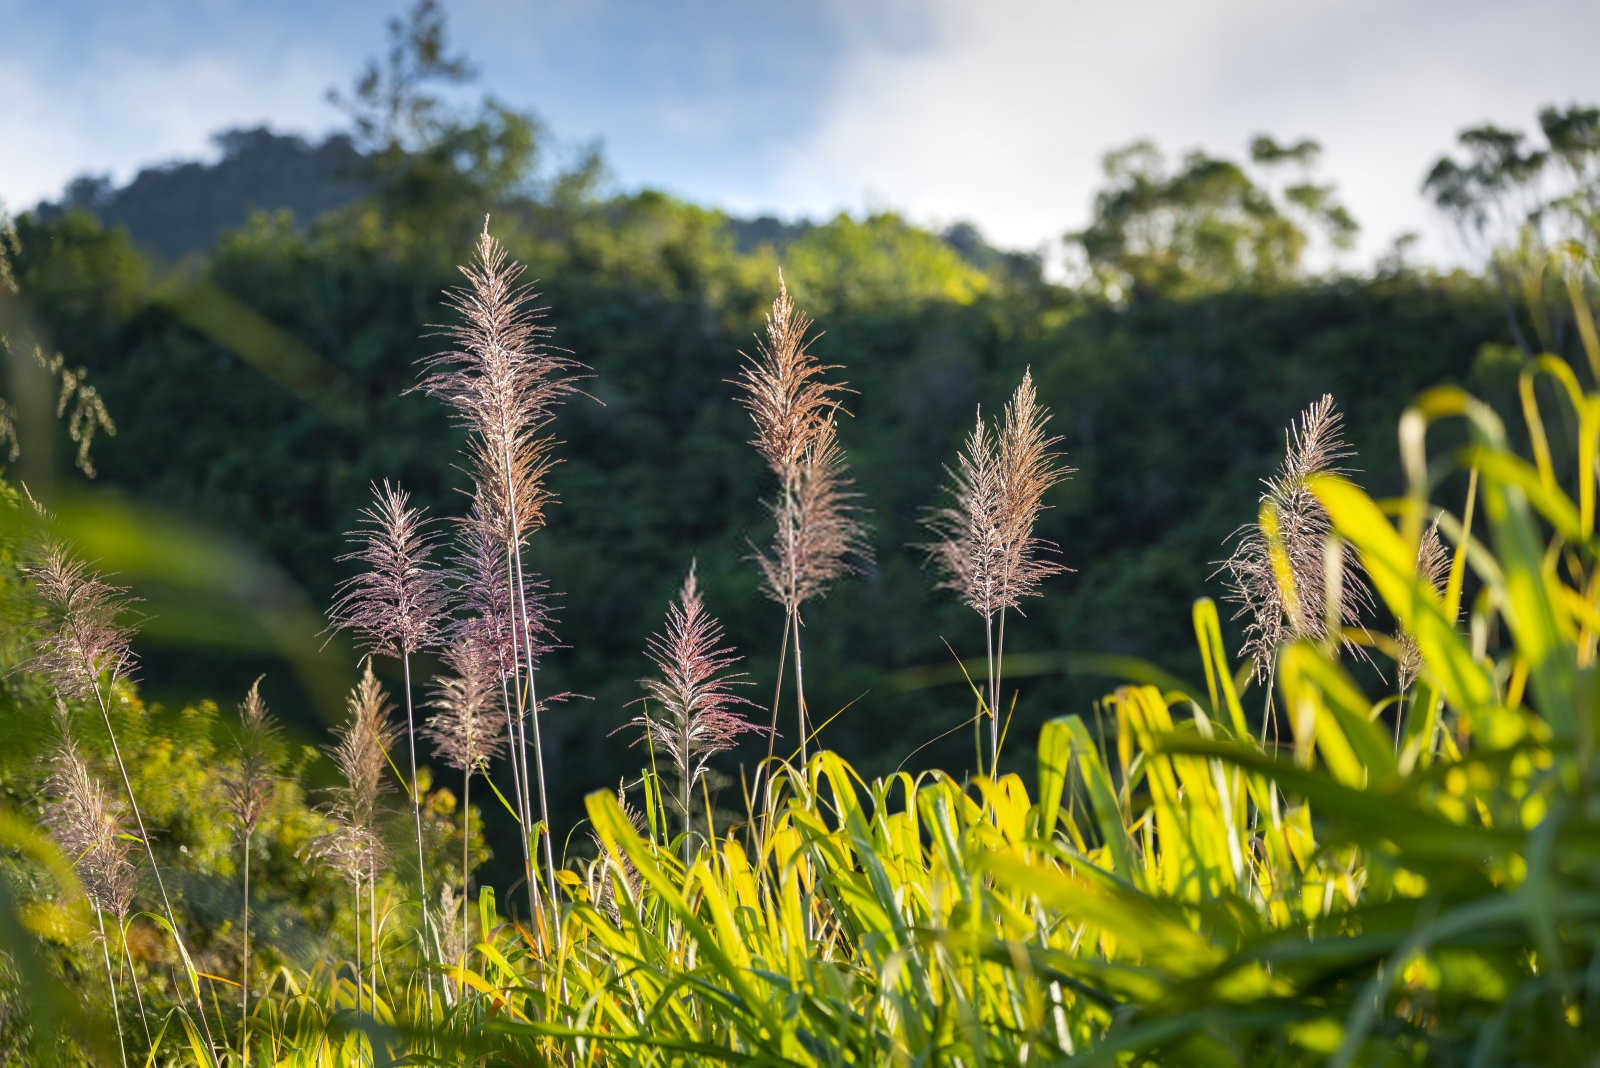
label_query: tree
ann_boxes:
[1069,135,1358,300]
[1423,104,1600,356]
[327,1,549,230]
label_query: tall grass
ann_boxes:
[2,229,1598,1065]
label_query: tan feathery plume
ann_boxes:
[222,677,280,843]
[424,636,507,932]
[736,275,865,768]
[1219,393,1374,686]
[42,726,139,1066]
[735,275,850,481]
[996,368,1072,605]
[1397,518,1452,692]
[327,660,398,874]
[590,781,645,921]
[424,640,506,774]
[24,544,137,700]
[417,220,584,545]
[618,564,760,862]
[923,370,1071,770]
[755,412,872,612]
[924,410,1007,619]
[43,732,137,921]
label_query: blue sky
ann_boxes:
[4,0,1599,265]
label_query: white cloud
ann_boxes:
[773,0,1600,264]
[0,47,340,210]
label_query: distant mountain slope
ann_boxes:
[33,127,370,262]
[33,127,1040,281]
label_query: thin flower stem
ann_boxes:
[352,874,363,1022]
[96,908,129,1068]
[462,767,471,968]
[499,536,540,923]
[241,831,251,1066]
[994,608,1007,775]
[984,612,996,778]
[792,606,809,764]
[752,609,791,845]
[508,520,559,909]
[500,445,558,913]
[367,862,378,1007]
[497,675,535,919]
[86,675,215,1054]
[119,922,152,1049]
[400,653,440,1037]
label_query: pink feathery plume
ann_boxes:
[424,638,507,773]
[618,564,762,819]
[327,480,449,658]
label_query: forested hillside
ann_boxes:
[7,154,1515,855]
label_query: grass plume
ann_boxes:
[621,564,761,862]
[736,275,865,767]
[923,369,1070,770]
[1219,393,1374,690]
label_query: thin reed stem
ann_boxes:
[506,462,559,909]
[352,873,363,1021]
[368,862,378,1007]
[497,675,535,918]
[994,607,1008,773]
[399,653,439,1036]
[984,612,996,776]
[462,768,471,961]
[752,609,791,842]
[119,923,151,1049]
[241,832,251,1064]
[96,908,129,1068]
[792,607,809,764]
[87,676,215,1052]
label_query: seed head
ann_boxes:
[328,481,449,658]
[24,544,138,700]
[1218,394,1373,682]
[617,565,762,810]
[43,730,137,919]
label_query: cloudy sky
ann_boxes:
[4,0,1598,265]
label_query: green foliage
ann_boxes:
[1070,135,1359,299]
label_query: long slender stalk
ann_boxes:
[96,909,128,1068]
[399,654,439,1037]
[993,608,1007,774]
[500,540,540,922]
[791,607,809,764]
[983,613,996,777]
[118,923,152,1050]
[352,873,363,1021]
[461,767,471,969]
[86,676,215,1053]
[751,609,792,841]
[507,507,559,908]
[497,675,535,919]
[499,447,559,911]
[367,862,377,1007]
[240,831,251,1065]
[680,717,694,869]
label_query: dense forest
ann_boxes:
[4,4,1600,1062]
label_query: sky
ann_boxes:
[4,0,1599,266]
